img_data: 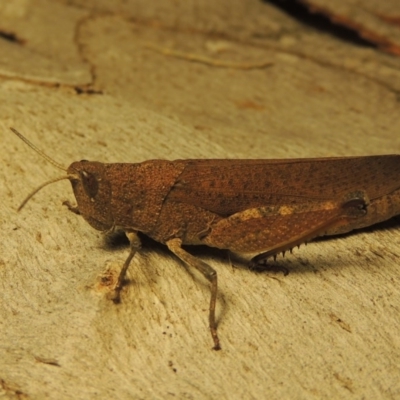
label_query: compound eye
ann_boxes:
[80,170,98,199]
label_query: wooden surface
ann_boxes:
[0,1,400,399]
[297,0,400,55]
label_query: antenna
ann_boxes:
[10,127,67,171]
[10,127,79,211]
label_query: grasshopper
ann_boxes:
[11,128,400,349]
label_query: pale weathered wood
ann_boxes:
[0,1,399,399]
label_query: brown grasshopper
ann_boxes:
[11,128,400,350]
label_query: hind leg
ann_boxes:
[202,193,368,269]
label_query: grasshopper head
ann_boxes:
[68,160,114,231]
[12,127,114,232]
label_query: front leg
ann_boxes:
[110,230,141,303]
[166,238,221,351]
[63,200,80,215]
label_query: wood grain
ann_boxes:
[0,0,399,399]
